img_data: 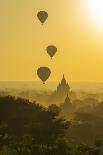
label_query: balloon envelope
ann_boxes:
[37,11,48,24]
[46,45,57,59]
[37,67,51,84]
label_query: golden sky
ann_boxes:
[1,0,103,82]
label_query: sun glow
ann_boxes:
[88,0,103,26]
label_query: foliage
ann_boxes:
[0,95,103,154]
[0,96,70,154]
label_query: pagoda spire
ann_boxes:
[63,74,65,78]
[61,74,66,84]
[64,93,71,104]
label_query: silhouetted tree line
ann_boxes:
[0,96,103,154]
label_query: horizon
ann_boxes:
[1,80,103,83]
[1,80,103,93]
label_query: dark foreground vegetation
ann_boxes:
[0,96,103,155]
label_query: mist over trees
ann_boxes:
[0,95,103,154]
[0,79,103,154]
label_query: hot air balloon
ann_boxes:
[46,45,57,59]
[37,11,48,24]
[37,67,51,84]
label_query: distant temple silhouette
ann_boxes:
[56,74,70,97]
[49,74,71,104]
[60,93,74,120]
[64,93,71,105]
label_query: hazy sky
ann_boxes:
[1,0,103,82]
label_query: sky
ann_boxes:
[0,0,103,82]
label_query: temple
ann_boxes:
[60,94,74,119]
[49,74,70,104]
[56,74,70,97]
[64,94,71,105]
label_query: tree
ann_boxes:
[0,96,70,152]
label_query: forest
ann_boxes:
[0,95,103,154]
